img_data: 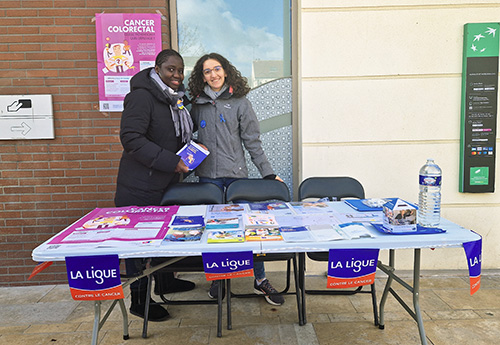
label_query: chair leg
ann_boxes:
[227,279,232,330]
[142,274,153,338]
[217,279,223,337]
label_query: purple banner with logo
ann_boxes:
[463,235,482,295]
[66,255,124,301]
[95,13,162,112]
[327,249,379,288]
[202,251,254,281]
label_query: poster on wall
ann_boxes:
[95,13,162,112]
[459,23,499,193]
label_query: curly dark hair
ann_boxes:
[188,53,250,98]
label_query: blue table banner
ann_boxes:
[65,254,124,301]
[327,248,380,288]
[202,251,254,281]
[463,235,482,295]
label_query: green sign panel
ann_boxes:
[469,167,489,185]
[459,23,499,193]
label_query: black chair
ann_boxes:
[224,179,303,326]
[143,182,226,338]
[297,176,378,326]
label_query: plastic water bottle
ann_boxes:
[418,159,442,227]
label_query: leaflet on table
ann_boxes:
[332,211,382,224]
[163,226,204,242]
[176,140,210,170]
[289,201,337,214]
[205,204,246,218]
[247,202,295,215]
[48,206,179,245]
[338,223,375,239]
[243,213,279,228]
[245,227,283,241]
[308,224,347,241]
[206,229,245,243]
[279,226,316,242]
[275,214,342,228]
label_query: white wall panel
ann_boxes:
[302,8,500,77]
[301,143,499,205]
[302,0,500,9]
[301,77,462,142]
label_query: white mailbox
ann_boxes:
[0,95,54,140]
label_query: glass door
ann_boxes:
[175,0,294,195]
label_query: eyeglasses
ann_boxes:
[203,65,223,76]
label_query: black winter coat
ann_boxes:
[114,68,185,206]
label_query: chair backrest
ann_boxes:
[298,177,365,201]
[160,182,224,206]
[225,179,291,203]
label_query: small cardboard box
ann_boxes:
[382,199,417,233]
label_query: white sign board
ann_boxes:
[0,95,54,140]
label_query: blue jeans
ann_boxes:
[199,177,266,281]
[198,177,240,190]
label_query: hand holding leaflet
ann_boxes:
[176,140,210,170]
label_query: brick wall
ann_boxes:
[0,0,172,287]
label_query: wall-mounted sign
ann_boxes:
[460,23,499,193]
[95,13,162,112]
[0,94,54,140]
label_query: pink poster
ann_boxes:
[95,13,162,112]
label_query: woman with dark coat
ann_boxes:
[114,49,194,321]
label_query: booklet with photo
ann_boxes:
[247,202,295,215]
[176,140,210,170]
[206,204,246,218]
[245,227,283,241]
[205,216,240,229]
[206,229,245,243]
[163,226,204,242]
[169,215,205,228]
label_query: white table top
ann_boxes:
[32,202,480,262]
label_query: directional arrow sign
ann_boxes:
[10,122,32,136]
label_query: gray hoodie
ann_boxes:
[191,87,275,179]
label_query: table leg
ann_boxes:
[377,249,428,345]
[91,301,101,345]
[413,249,427,345]
[118,298,130,340]
[292,253,304,325]
[378,249,395,329]
[227,279,232,330]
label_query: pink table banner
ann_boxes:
[49,206,178,244]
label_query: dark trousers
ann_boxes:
[114,181,174,291]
